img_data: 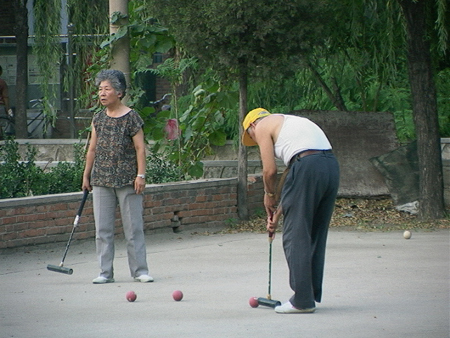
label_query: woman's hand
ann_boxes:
[134,176,146,194]
[81,177,92,192]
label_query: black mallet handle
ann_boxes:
[60,190,89,264]
[267,231,274,298]
[74,189,89,226]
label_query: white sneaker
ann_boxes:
[275,301,315,314]
[134,274,154,283]
[92,276,115,284]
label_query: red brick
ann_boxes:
[21,228,46,238]
[55,218,70,226]
[46,226,67,235]
[13,223,29,232]
[50,203,69,212]
[196,195,207,202]
[2,216,17,224]
[36,205,50,213]
[2,231,18,241]
[21,214,36,222]
[31,220,48,229]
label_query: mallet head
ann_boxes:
[257,297,281,308]
[47,264,73,275]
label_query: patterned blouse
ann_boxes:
[90,109,144,188]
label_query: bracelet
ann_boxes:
[264,190,275,197]
[136,174,146,179]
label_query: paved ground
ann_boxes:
[1,227,449,338]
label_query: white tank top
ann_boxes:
[274,115,332,166]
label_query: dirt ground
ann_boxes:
[223,198,450,234]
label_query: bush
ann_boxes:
[45,143,85,194]
[0,138,183,199]
[0,139,85,199]
[0,139,45,198]
[146,151,182,184]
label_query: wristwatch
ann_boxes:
[136,174,146,179]
[264,190,275,197]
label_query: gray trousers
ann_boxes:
[93,185,149,279]
[281,151,340,309]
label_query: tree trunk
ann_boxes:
[398,0,446,219]
[12,0,28,139]
[306,60,348,111]
[237,61,249,220]
[109,0,130,103]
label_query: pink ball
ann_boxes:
[172,290,183,301]
[126,291,137,302]
[249,297,259,308]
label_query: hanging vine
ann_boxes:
[32,0,109,126]
[66,0,109,110]
[33,0,61,125]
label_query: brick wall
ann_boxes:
[0,177,267,249]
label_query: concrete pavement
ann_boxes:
[1,227,449,338]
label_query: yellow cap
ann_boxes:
[242,108,271,146]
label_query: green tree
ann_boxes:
[322,0,447,219]
[150,0,333,219]
[248,0,448,220]
[396,0,447,219]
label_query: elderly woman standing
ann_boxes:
[82,69,153,284]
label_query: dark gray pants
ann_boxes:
[281,151,340,309]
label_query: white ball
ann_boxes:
[403,230,411,239]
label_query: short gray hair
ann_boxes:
[95,69,127,99]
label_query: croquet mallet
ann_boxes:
[47,189,89,275]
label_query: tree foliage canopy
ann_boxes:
[151,0,333,75]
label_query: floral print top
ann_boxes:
[90,109,144,188]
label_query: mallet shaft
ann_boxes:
[268,231,274,299]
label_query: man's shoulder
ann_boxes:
[255,114,284,142]
[260,114,284,128]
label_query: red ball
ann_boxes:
[249,297,259,308]
[172,290,183,301]
[126,291,137,302]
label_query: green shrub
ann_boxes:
[46,160,84,194]
[146,151,182,184]
[0,139,45,198]
[0,138,185,199]
[0,139,85,199]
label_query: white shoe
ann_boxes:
[92,276,115,284]
[275,301,315,314]
[134,274,154,283]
